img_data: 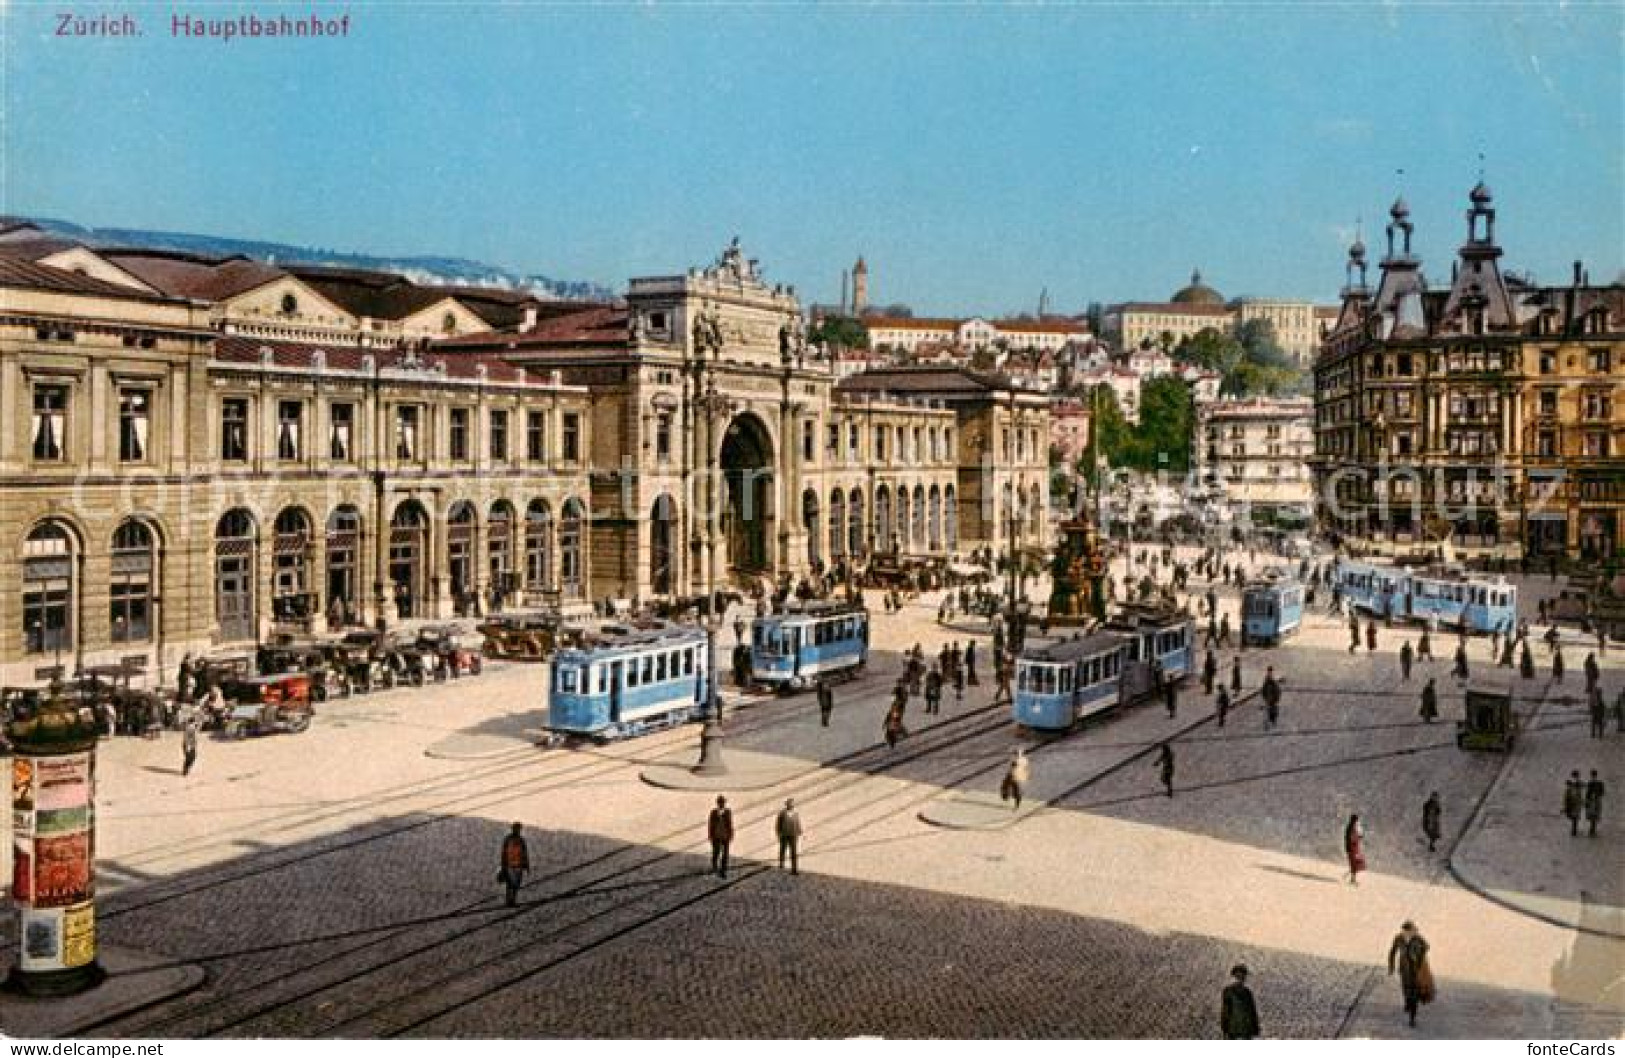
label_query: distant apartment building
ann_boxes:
[1195,397,1316,514]
[866,315,1088,356]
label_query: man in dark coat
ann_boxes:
[1348,614,1361,655]
[1231,656,1243,695]
[1589,687,1607,739]
[1584,652,1600,695]
[1366,619,1379,653]
[817,679,834,727]
[499,822,530,907]
[1400,640,1414,681]
[1563,771,1584,836]
[1418,628,1433,661]
[1553,645,1565,684]
[1453,643,1470,682]
[1164,678,1179,719]
[1520,642,1536,679]
[1215,685,1231,728]
[1584,770,1605,838]
[1387,921,1432,1027]
[1202,650,1217,695]
[965,641,978,685]
[1155,743,1175,797]
[1220,965,1261,1040]
[1422,791,1442,852]
[924,668,943,716]
[1260,668,1282,730]
[708,796,734,877]
[776,798,803,874]
[1419,678,1439,724]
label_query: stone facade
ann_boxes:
[0,263,591,686]
[1193,398,1315,514]
[1310,187,1625,560]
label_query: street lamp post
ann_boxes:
[690,364,736,776]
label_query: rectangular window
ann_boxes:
[277,400,303,461]
[527,411,546,461]
[655,415,672,462]
[395,405,420,461]
[849,423,860,460]
[221,397,249,462]
[1539,390,1558,416]
[32,384,68,461]
[802,420,815,463]
[1537,430,1557,457]
[826,424,839,459]
[1540,350,1557,374]
[1584,432,1610,458]
[875,426,887,462]
[118,389,150,462]
[330,402,354,461]
[489,409,509,461]
[449,408,470,461]
[562,412,581,462]
[1588,348,1611,373]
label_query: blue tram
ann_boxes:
[546,622,711,740]
[1335,560,1516,634]
[1241,572,1305,646]
[1014,607,1195,731]
[750,602,870,692]
[1014,632,1129,730]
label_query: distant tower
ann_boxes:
[852,255,869,315]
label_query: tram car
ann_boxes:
[1013,607,1194,732]
[1241,572,1305,646]
[749,601,870,692]
[1335,560,1516,634]
[546,622,711,741]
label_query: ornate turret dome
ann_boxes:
[1170,269,1224,306]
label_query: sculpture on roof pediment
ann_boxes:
[628,312,644,343]
[692,305,724,358]
[707,236,763,284]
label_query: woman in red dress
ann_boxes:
[1345,813,1367,885]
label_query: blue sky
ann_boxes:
[6,3,1621,315]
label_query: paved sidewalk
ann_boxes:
[1449,683,1625,940]
[0,946,204,1038]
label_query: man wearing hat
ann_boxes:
[776,797,803,875]
[1220,964,1260,1039]
[1387,920,1433,1027]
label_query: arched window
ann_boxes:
[802,489,821,568]
[488,501,516,600]
[848,488,865,557]
[389,502,430,619]
[912,484,926,548]
[272,508,314,623]
[447,502,477,613]
[896,488,911,552]
[944,486,959,551]
[326,507,362,627]
[560,499,586,599]
[650,495,678,596]
[216,509,258,642]
[928,485,942,551]
[828,490,846,559]
[875,485,893,553]
[525,500,553,591]
[23,522,75,655]
[280,293,298,315]
[110,520,155,644]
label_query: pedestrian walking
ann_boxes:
[965,641,979,685]
[1215,685,1231,728]
[1344,813,1366,885]
[1218,612,1232,647]
[1254,662,1279,717]
[1563,771,1584,836]
[817,679,834,727]
[1419,678,1439,724]
[884,705,907,749]
[992,652,1014,707]
[1400,640,1414,681]
[1000,749,1031,810]
[1203,650,1217,695]
[1422,791,1442,852]
[498,822,529,906]
[1155,743,1175,797]
[952,663,965,705]
[1220,965,1261,1040]
[776,798,802,873]
[1231,656,1242,695]
[1452,642,1470,682]
[1499,636,1515,668]
[1366,619,1378,653]
[1589,687,1608,739]
[1164,677,1179,719]
[1348,615,1361,655]
[924,669,943,716]
[1584,770,1605,838]
[1418,629,1433,662]
[708,795,734,877]
[1520,642,1536,679]
[181,719,198,776]
[1552,645,1565,684]
[1387,921,1434,1028]
[1584,652,1600,695]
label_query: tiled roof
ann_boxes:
[437,304,627,349]
[994,319,1088,334]
[0,236,81,260]
[864,316,960,331]
[212,336,548,384]
[101,250,285,301]
[1111,302,1233,316]
[836,364,1020,396]
[0,255,180,303]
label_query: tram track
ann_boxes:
[91,695,1016,1039]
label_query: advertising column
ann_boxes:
[8,687,104,996]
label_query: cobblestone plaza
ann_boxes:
[4,549,1617,1039]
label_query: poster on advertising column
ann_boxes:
[11,758,34,904]
[30,754,93,910]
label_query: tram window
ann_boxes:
[1017,667,1029,692]
[595,666,606,694]
[641,656,653,683]
[656,653,668,682]
[559,668,578,693]
[683,649,694,676]
[625,662,638,689]
[1060,669,1072,693]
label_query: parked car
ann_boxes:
[222,700,312,738]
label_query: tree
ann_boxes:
[1235,318,1294,371]
[1175,328,1245,376]
[809,315,868,350]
